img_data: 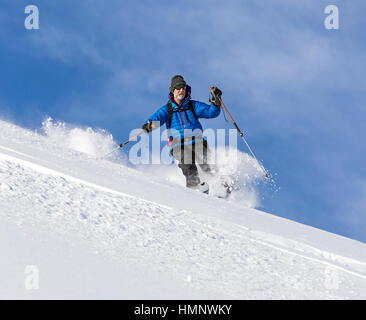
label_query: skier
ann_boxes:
[142,75,224,194]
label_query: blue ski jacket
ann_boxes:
[144,85,221,149]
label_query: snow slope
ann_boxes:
[1,118,366,299]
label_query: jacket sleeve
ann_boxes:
[192,100,221,119]
[144,105,170,127]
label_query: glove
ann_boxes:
[210,86,222,107]
[142,121,153,133]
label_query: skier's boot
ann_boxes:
[198,181,209,194]
[217,179,233,199]
[189,181,209,194]
[223,182,233,198]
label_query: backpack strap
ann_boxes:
[167,101,173,129]
[167,100,198,128]
[188,100,198,121]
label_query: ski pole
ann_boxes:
[101,131,145,159]
[211,86,270,179]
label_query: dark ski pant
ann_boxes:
[171,139,215,188]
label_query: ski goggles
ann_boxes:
[173,84,186,91]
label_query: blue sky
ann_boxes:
[1,0,366,242]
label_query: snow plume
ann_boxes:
[204,146,266,207]
[137,146,269,209]
[41,117,118,159]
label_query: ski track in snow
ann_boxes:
[1,156,366,299]
[1,119,366,299]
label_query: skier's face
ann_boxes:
[173,86,186,101]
